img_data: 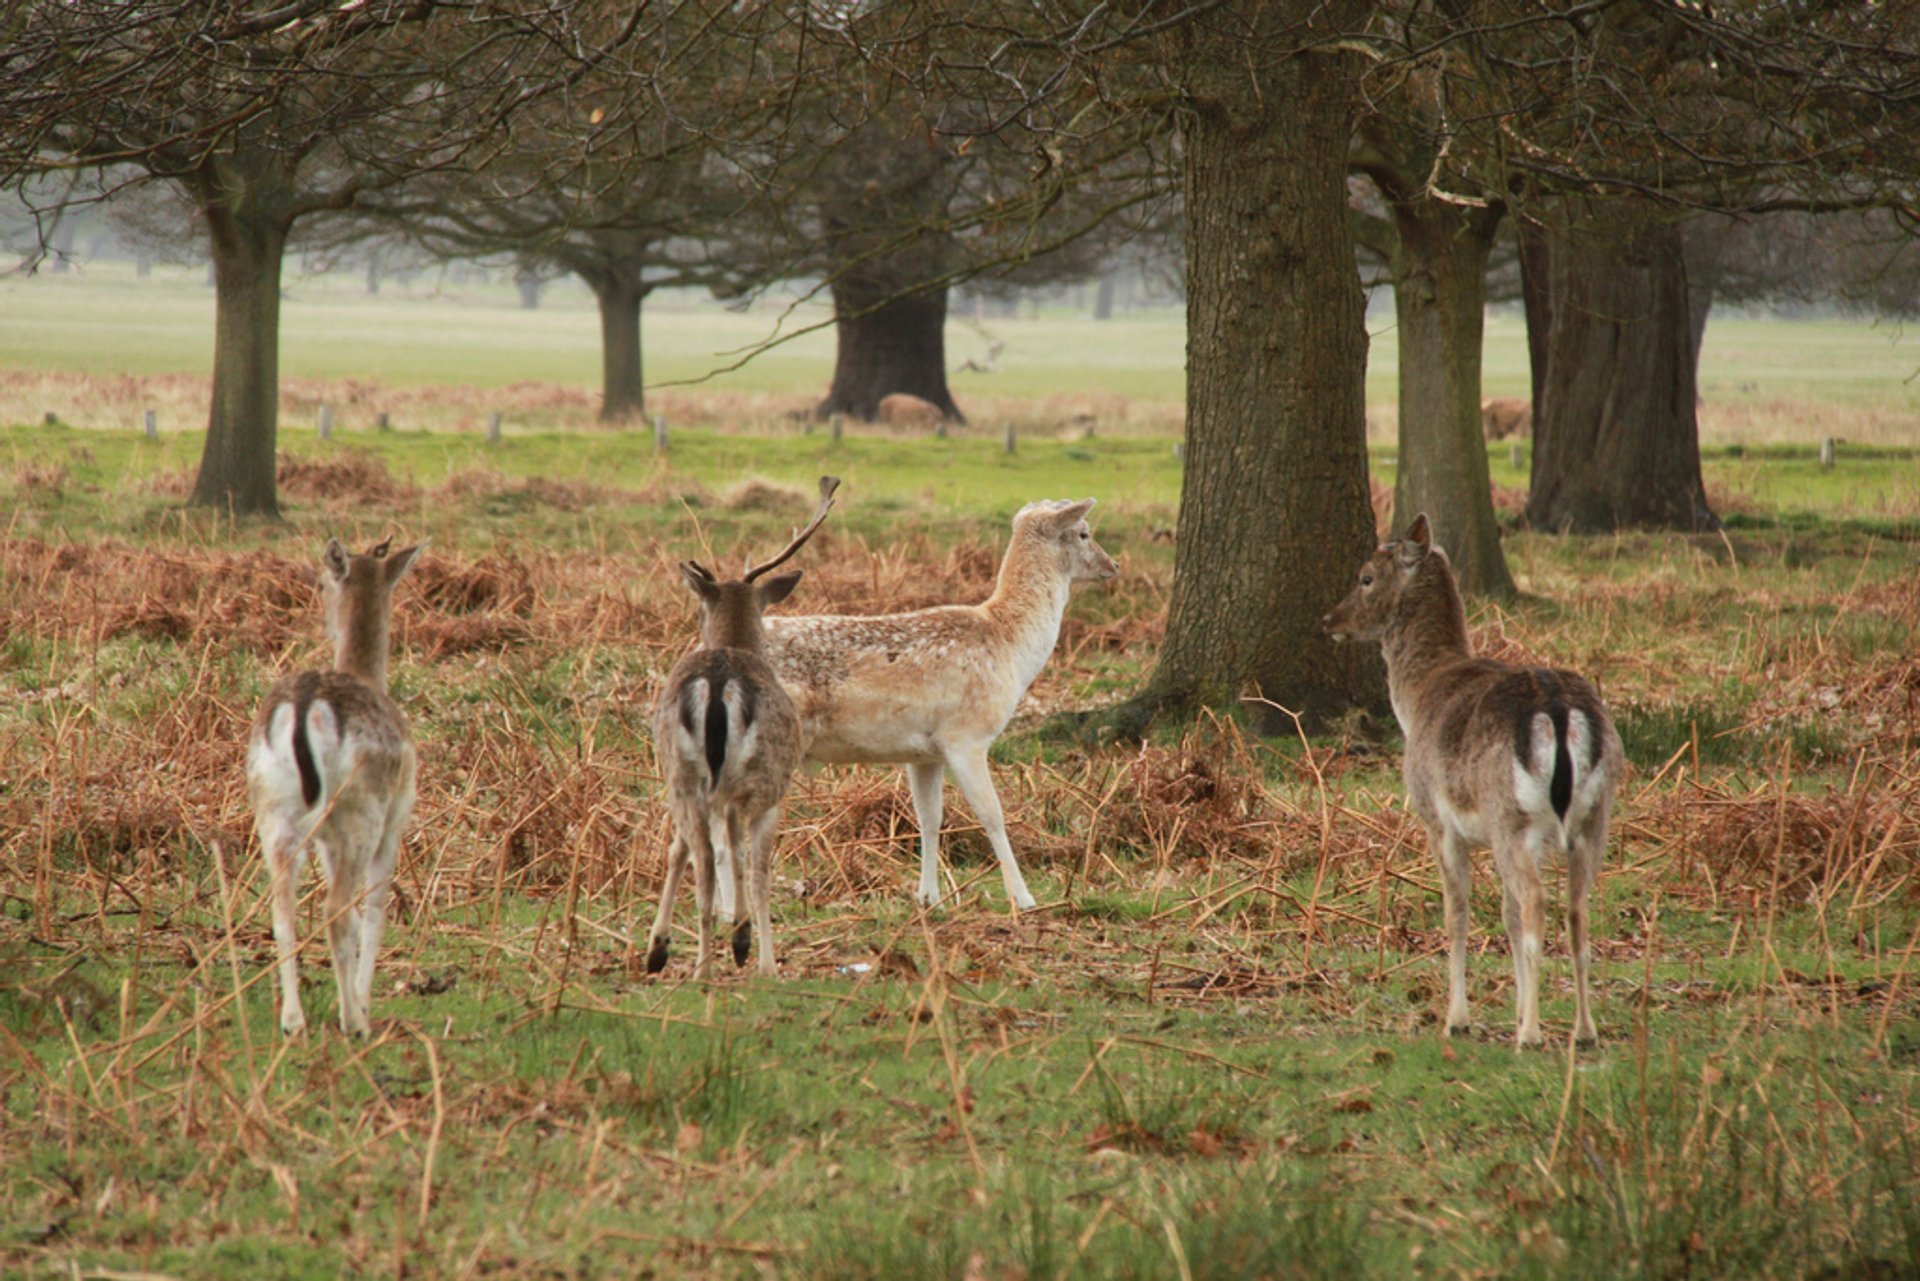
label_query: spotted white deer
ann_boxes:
[247,537,422,1037]
[645,477,838,979]
[763,498,1118,911]
[1324,514,1622,1046]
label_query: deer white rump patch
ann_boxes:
[1511,712,1562,819]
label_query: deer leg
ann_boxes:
[1569,808,1607,1046]
[945,746,1036,912]
[1431,824,1474,1036]
[726,808,753,968]
[906,761,946,908]
[1496,842,1547,1048]
[689,822,718,983]
[708,810,737,924]
[746,806,780,977]
[353,812,405,1034]
[646,834,690,975]
[322,848,368,1037]
[263,817,308,1038]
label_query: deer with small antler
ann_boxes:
[247,536,423,1037]
[1325,514,1622,1046]
[645,477,839,979]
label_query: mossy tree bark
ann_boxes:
[187,159,295,519]
[1113,1,1385,736]
[580,263,650,423]
[1378,194,1515,599]
[1526,204,1719,534]
[815,274,962,423]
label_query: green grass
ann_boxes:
[2,317,1919,1276]
[6,265,1920,439]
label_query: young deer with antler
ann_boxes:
[646,477,839,979]
[247,537,423,1037]
[763,498,1117,911]
[1325,515,1622,1046]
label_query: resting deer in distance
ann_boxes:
[247,537,422,1037]
[1324,514,1622,1046]
[763,498,1118,911]
[646,476,838,979]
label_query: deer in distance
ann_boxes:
[247,537,423,1038]
[1324,514,1622,1046]
[762,497,1118,912]
[646,476,839,979]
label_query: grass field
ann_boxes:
[3,265,1920,1279]
[4,263,1919,445]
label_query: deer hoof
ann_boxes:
[645,938,670,975]
[731,922,751,967]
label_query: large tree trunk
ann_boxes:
[581,267,646,422]
[1526,206,1719,534]
[1517,222,1552,416]
[1682,217,1728,373]
[189,191,289,518]
[815,276,962,422]
[1388,198,1515,600]
[1115,2,1383,735]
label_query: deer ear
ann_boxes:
[383,542,424,584]
[1397,514,1432,567]
[1049,498,1096,528]
[680,561,721,602]
[323,538,350,581]
[756,570,802,608]
[367,537,394,559]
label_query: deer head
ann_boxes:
[681,476,840,651]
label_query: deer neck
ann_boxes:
[1380,567,1473,723]
[701,593,766,654]
[983,537,1072,684]
[331,594,392,689]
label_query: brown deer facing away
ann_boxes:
[763,498,1118,911]
[1324,515,1622,1046]
[247,538,423,1037]
[646,477,839,979]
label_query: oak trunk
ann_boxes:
[1526,209,1719,533]
[189,200,289,518]
[1389,198,1515,600]
[815,278,962,423]
[1124,14,1384,732]
[583,268,648,423]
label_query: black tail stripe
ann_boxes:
[291,686,321,808]
[1550,716,1573,820]
[1532,669,1574,822]
[704,676,729,785]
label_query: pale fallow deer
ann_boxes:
[1325,514,1622,1046]
[645,477,838,979]
[247,537,422,1037]
[762,497,1118,911]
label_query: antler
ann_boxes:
[744,475,841,582]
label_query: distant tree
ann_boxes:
[1523,203,1718,533]
[340,4,796,424]
[1,1,644,516]
[1446,1,1920,533]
